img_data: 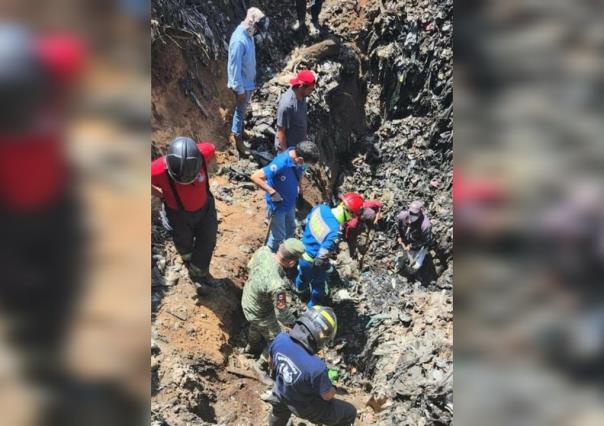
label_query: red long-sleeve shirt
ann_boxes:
[344,200,383,242]
[0,35,84,212]
[151,142,216,211]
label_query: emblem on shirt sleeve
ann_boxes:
[280,175,287,182]
[276,292,287,310]
[270,164,278,172]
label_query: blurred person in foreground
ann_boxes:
[537,184,604,376]
[152,136,219,295]
[396,200,432,274]
[227,7,269,157]
[0,23,85,389]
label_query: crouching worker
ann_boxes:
[250,141,319,252]
[267,306,357,426]
[151,137,218,294]
[296,193,364,308]
[396,200,432,274]
[342,199,383,257]
[242,239,306,376]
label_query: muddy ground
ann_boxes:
[151,0,452,424]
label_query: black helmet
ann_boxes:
[293,306,337,353]
[166,137,202,184]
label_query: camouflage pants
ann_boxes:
[248,316,281,367]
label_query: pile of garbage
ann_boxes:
[151,0,230,63]
[246,39,366,183]
[151,0,302,70]
[337,0,453,272]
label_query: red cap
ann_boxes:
[289,69,316,87]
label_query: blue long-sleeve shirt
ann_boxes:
[302,204,341,259]
[227,25,256,94]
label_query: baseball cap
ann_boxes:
[289,69,316,86]
[408,200,424,223]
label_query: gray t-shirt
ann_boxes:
[275,87,307,151]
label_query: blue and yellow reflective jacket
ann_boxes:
[301,204,341,258]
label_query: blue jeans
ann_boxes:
[231,90,253,136]
[267,208,296,253]
[295,258,328,308]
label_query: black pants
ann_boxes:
[0,191,83,382]
[165,196,217,270]
[268,393,357,426]
[296,0,324,23]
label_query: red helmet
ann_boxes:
[340,192,364,216]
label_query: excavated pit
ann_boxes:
[151,0,452,424]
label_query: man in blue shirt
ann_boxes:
[296,192,364,308]
[227,7,269,157]
[250,141,319,252]
[268,306,357,426]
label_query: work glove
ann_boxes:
[270,191,284,203]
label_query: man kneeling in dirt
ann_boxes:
[152,137,218,294]
[267,306,357,426]
[396,200,433,274]
[242,238,306,376]
[342,199,383,258]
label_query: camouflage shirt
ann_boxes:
[242,246,295,325]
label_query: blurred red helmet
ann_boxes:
[340,192,364,216]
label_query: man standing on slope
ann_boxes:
[250,141,319,252]
[151,137,218,294]
[267,306,357,425]
[227,7,269,157]
[275,70,315,153]
[296,193,364,308]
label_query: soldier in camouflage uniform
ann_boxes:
[242,238,305,370]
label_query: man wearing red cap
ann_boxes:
[343,199,383,257]
[275,69,316,153]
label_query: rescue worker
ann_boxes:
[242,238,306,372]
[151,137,218,293]
[342,199,383,256]
[396,200,433,273]
[275,70,316,153]
[250,141,319,252]
[296,193,364,307]
[0,25,85,393]
[267,306,357,426]
[227,7,269,156]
